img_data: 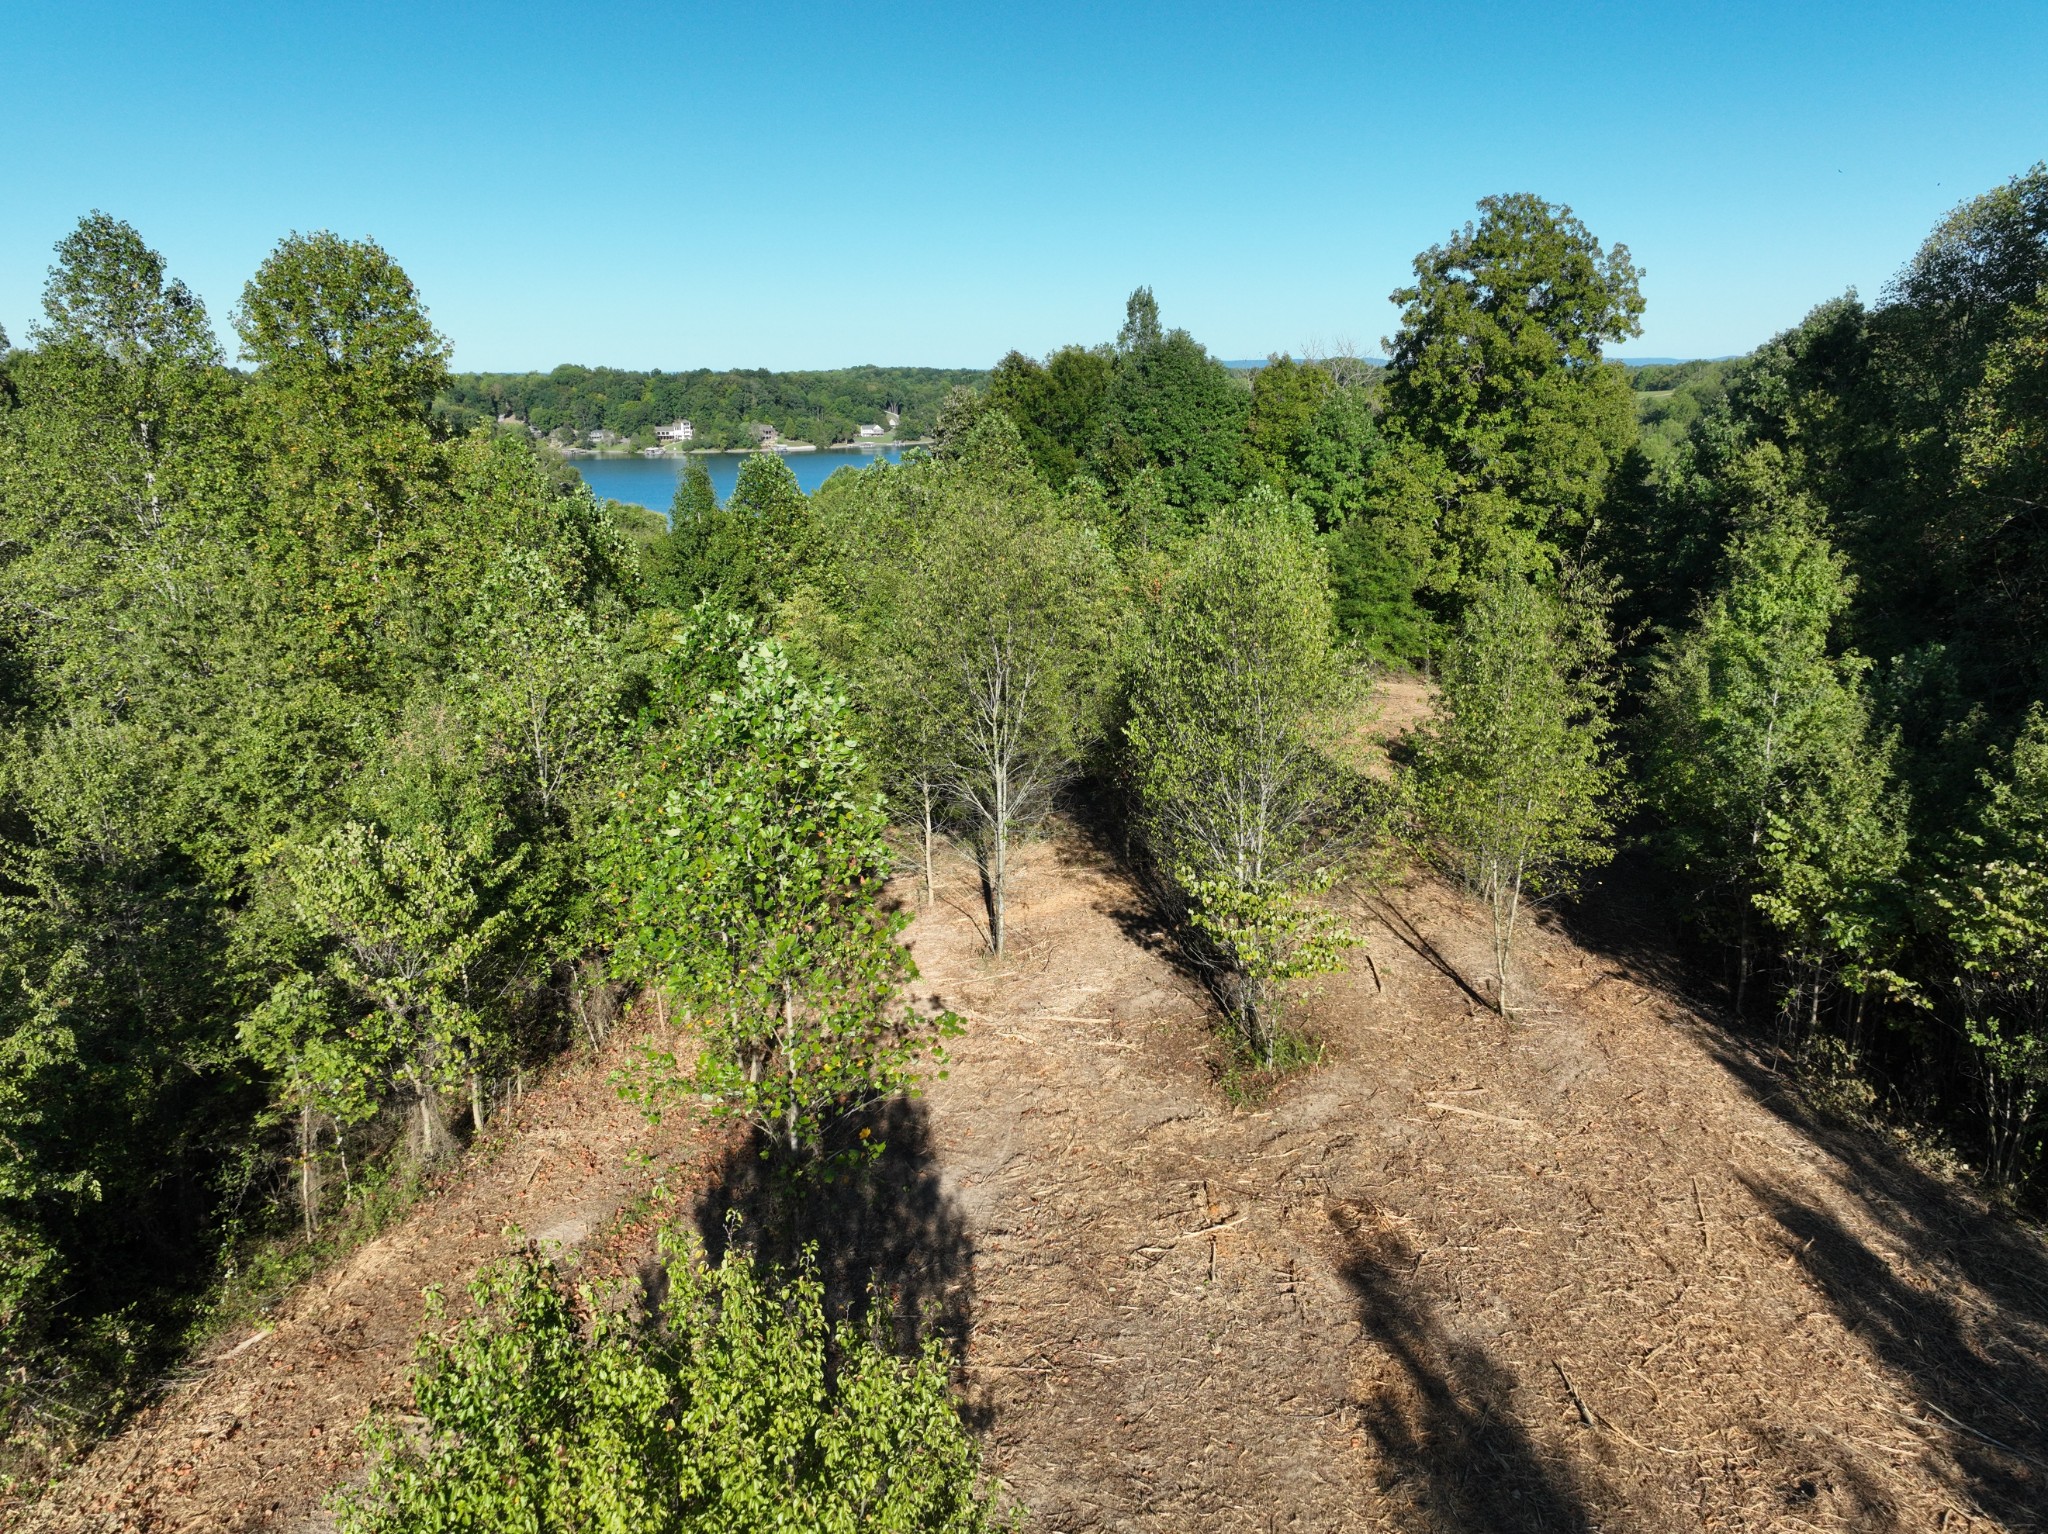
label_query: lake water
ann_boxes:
[571,448,908,516]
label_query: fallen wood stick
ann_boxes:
[1177,1216,1246,1241]
[1555,1359,1596,1427]
[1907,1399,2048,1472]
[1693,1175,1711,1255]
[1426,1101,1535,1129]
[1553,1359,1662,1452]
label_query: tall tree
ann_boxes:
[1096,289,1249,519]
[655,453,810,616]
[600,617,953,1168]
[876,413,1122,950]
[1376,194,1644,593]
[235,231,453,681]
[1925,706,2048,1187]
[1124,491,1362,1064]
[1408,571,1623,1015]
[1640,450,1901,1018]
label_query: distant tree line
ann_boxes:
[436,363,984,449]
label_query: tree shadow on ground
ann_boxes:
[1558,852,2048,1529]
[693,1095,975,1361]
[1733,1160,2048,1528]
[1331,1206,1600,1533]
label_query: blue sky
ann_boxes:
[3,1,2043,371]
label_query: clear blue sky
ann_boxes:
[3,2,2043,371]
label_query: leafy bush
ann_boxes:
[334,1232,1013,1533]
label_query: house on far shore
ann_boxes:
[857,423,886,438]
[654,419,693,443]
[589,428,623,447]
[748,422,780,446]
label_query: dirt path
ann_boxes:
[18,1028,722,1534]
[24,832,2048,1532]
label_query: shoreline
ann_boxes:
[552,441,929,460]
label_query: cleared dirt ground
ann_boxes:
[905,844,2048,1532]
[19,679,2048,1532]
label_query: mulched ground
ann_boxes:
[898,838,2048,1533]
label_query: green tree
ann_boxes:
[1924,707,2048,1187]
[1640,453,1901,1018]
[895,422,1123,953]
[1408,571,1623,1015]
[599,617,954,1167]
[1124,491,1363,1064]
[336,1231,1012,1533]
[249,810,527,1176]
[235,231,454,681]
[985,345,1115,489]
[452,547,624,827]
[1096,289,1248,518]
[656,454,811,616]
[1376,194,1644,593]
[1241,355,1333,497]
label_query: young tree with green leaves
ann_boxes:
[1924,707,2048,1187]
[1408,571,1623,1016]
[599,617,955,1169]
[249,812,528,1179]
[1640,452,1902,1020]
[335,1231,1012,1533]
[896,422,1123,953]
[1124,491,1364,1065]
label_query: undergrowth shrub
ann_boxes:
[334,1228,1013,1533]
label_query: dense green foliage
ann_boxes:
[1122,492,1363,1063]
[0,218,958,1479]
[336,1233,1010,1533]
[439,365,981,449]
[1604,163,2048,1194]
[11,157,2048,1520]
[599,615,956,1168]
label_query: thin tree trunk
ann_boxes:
[299,1102,318,1242]
[989,778,1009,955]
[921,778,936,907]
[1735,909,1752,1019]
[471,1070,485,1135]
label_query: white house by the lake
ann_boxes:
[655,419,694,442]
[857,423,886,438]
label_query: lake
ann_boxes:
[570,448,909,515]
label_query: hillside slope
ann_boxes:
[22,832,2048,1532]
[906,841,2048,1532]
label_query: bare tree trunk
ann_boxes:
[470,1069,485,1135]
[414,1068,441,1165]
[921,777,937,907]
[1735,909,1752,1019]
[299,1102,319,1242]
[988,772,1009,955]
